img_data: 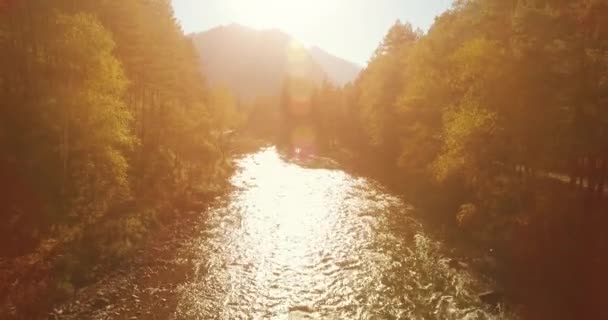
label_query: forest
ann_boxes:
[251,0,608,318]
[0,0,240,316]
[1,0,608,319]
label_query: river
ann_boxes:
[169,147,509,319]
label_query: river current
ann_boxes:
[174,147,508,320]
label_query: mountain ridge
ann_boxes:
[190,24,361,100]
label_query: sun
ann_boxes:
[228,0,340,31]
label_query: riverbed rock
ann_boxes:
[448,259,468,270]
[289,305,315,313]
[478,291,504,308]
[92,296,110,309]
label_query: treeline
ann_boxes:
[278,0,607,318]
[0,0,238,315]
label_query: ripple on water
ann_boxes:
[174,147,513,320]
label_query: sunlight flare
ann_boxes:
[227,0,341,30]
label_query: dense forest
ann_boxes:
[1,0,608,319]
[269,0,608,318]
[0,0,239,316]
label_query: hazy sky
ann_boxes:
[171,0,452,66]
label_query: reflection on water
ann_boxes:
[175,147,509,319]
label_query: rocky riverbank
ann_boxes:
[48,206,216,320]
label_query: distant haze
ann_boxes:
[309,46,361,86]
[191,25,360,101]
[171,0,452,66]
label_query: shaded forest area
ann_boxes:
[0,0,240,317]
[247,0,608,318]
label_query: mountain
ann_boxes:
[309,46,361,87]
[190,24,361,101]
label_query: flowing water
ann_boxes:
[174,147,509,319]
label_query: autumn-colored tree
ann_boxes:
[0,1,239,316]
[306,1,608,317]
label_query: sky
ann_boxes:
[170,0,453,66]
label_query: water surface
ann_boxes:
[175,147,506,319]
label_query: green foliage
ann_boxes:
[0,1,237,315]
[309,0,608,235]
[52,12,134,219]
[305,1,608,315]
[359,21,419,150]
[434,102,497,183]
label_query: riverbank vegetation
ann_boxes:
[269,1,608,318]
[2,0,607,318]
[0,1,239,317]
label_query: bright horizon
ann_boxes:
[170,0,453,66]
